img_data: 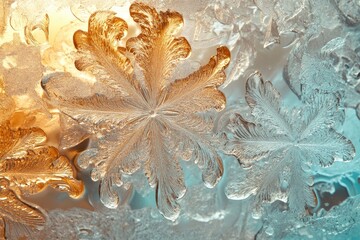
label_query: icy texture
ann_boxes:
[0,79,84,239]
[42,3,229,220]
[0,0,358,238]
[31,193,360,240]
[225,72,355,211]
[0,35,44,98]
[288,195,360,239]
[32,207,220,239]
[32,207,227,239]
[284,1,360,118]
[256,176,360,239]
[32,178,262,240]
[336,0,360,25]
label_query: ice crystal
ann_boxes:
[31,207,219,240]
[0,179,45,240]
[182,0,262,87]
[225,72,355,211]
[284,1,360,118]
[0,35,44,98]
[31,190,261,240]
[257,188,360,239]
[0,78,83,239]
[42,3,230,220]
[336,0,360,25]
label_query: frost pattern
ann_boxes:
[30,183,261,240]
[284,0,360,118]
[30,207,226,240]
[225,72,355,211]
[257,173,360,239]
[0,78,84,239]
[42,3,229,220]
[0,35,45,98]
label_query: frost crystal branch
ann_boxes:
[0,78,83,239]
[42,3,230,220]
[225,72,355,211]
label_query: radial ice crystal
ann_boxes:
[43,3,230,220]
[225,72,355,211]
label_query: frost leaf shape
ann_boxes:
[225,72,355,211]
[43,3,230,220]
[0,179,45,240]
[0,80,83,239]
[0,122,84,198]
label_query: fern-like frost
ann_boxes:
[0,78,84,239]
[225,72,355,212]
[43,3,230,220]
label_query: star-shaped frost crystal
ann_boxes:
[43,3,230,220]
[225,72,355,211]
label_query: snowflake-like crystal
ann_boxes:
[42,3,230,220]
[225,72,355,211]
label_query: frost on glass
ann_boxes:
[284,0,360,118]
[224,72,355,211]
[0,0,358,238]
[255,174,360,239]
[0,35,44,101]
[42,3,229,220]
[0,78,84,239]
[31,186,262,240]
[31,207,221,239]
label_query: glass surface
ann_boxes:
[0,0,359,239]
